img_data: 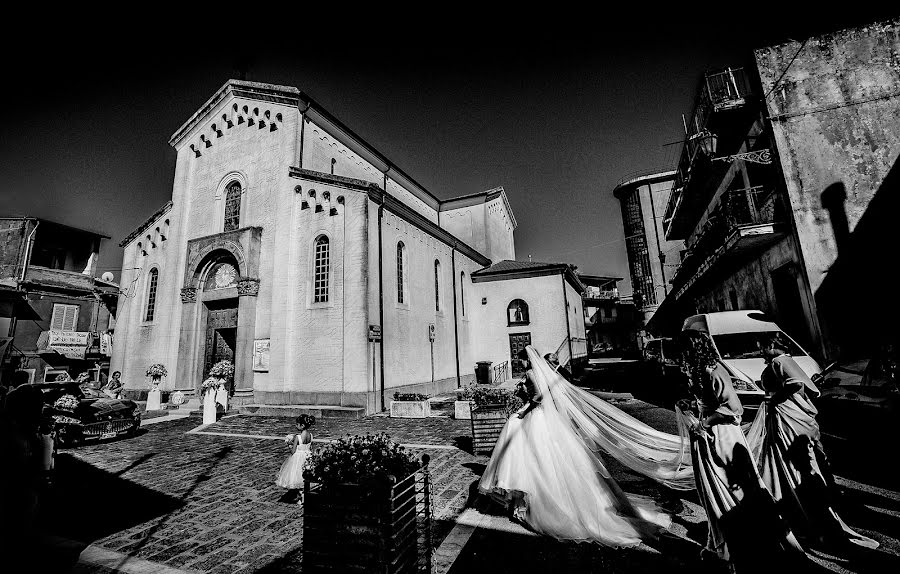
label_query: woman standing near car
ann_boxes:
[745,334,878,551]
[678,330,808,572]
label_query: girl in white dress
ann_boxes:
[275,414,315,504]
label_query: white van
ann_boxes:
[682,310,822,410]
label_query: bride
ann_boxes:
[478,346,691,546]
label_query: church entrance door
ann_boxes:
[204,299,238,393]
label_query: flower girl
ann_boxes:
[275,414,315,504]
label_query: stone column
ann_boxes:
[175,287,203,398]
[235,278,259,402]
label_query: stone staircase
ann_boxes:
[238,404,365,419]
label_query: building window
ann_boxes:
[460,271,466,316]
[145,268,159,322]
[434,260,441,312]
[313,235,330,303]
[223,181,242,232]
[397,242,406,304]
[50,303,79,332]
[507,299,529,326]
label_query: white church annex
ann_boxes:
[113,80,586,414]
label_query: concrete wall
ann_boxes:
[440,196,516,262]
[379,210,461,393]
[755,19,900,356]
[469,274,572,369]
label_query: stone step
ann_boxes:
[238,404,365,419]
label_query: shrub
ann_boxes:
[392,392,429,402]
[304,433,421,486]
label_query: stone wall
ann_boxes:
[756,19,900,356]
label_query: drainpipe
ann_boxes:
[377,199,386,412]
[20,219,40,282]
[451,247,461,388]
[562,272,573,365]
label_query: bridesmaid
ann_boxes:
[747,334,878,550]
[678,330,807,572]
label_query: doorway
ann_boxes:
[509,332,532,377]
[204,300,238,393]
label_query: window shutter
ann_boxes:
[63,305,79,331]
[50,305,65,330]
[50,304,79,331]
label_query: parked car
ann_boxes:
[30,381,141,446]
[638,337,689,405]
[682,310,822,412]
[642,337,680,377]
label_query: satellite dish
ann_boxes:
[101,272,115,282]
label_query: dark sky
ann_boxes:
[2,9,894,295]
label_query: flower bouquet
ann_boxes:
[208,360,235,381]
[201,377,222,395]
[146,363,168,381]
[54,394,79,412]
[304,432,420,486]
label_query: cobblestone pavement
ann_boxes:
[41,413,485,574]
[34,399,900,574]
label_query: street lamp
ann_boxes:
[691,128,772,165]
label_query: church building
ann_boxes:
[112,80,585,415]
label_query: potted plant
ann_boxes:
[389,392,431,419]
[467,385,523,455]
[454,388,473,420]
[146,363,167,387]
[200,377,220,424]
[145,363,167,410]
[208,360,235,413]
[302,433,433,574]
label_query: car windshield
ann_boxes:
[38,383,86,403]
[713,331,806,360]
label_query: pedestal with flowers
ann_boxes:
[303,433,433,574]
[145,363,167,411]
[201,360,234,424]
[463,385,522,455]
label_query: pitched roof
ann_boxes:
[471,260,585,293]
[119,201,173,248]
[472,260,570,275]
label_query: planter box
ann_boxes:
[471,404,509,455]
[303,468,432,574]
[390,400,431,419]
[454,400,472,420]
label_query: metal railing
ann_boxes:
[673,186,782,284]
[665,68,753,233]
[491,360,509,384]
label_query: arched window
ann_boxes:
[313,236,330,303]
[145,268,159,322]
[507,299,529,326]
[460,271,466,316]
[397,242,406,304]
[223,181,242,231]
[434,260,441,312]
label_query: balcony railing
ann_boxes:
[664,68,754,237]
[673,186,782,285]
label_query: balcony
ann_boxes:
[670,186,787,299]
[664,68,757,240]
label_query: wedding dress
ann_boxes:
[478,346,682,546]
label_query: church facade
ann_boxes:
[112,80,583,413]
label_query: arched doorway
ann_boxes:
[201,259,240,393]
